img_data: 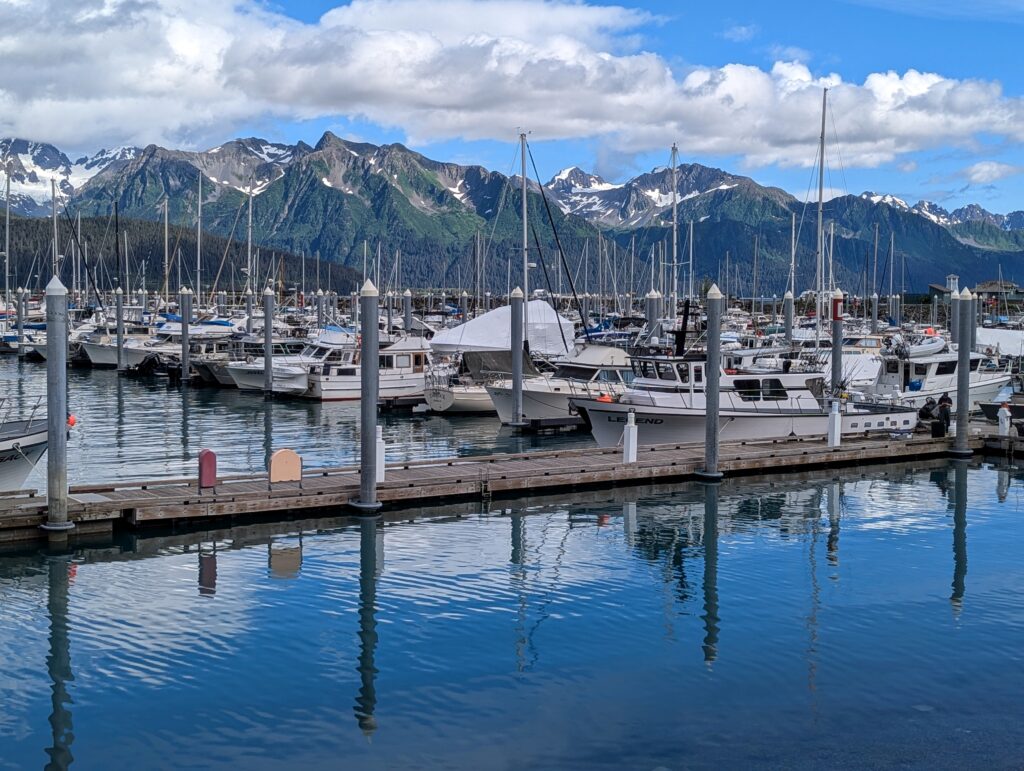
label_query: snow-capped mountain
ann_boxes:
[0,138,139,215]
[860,191,1024,232]
[543,163,790,228]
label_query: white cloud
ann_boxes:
[769,44,812,62]
[962,160,1022,184]
[722,23,758,42]
[2,0,1024,174]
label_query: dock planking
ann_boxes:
[0,431,984,543]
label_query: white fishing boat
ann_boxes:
[227,326,356,394]
[854,349,1010,410]
[487,345,632,424]
[0,400,48,493]
[571,352,919,447]
[307,336,431,401]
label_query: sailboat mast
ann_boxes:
[670,143,678,319]
[196,173,202,299]
[789,212,796,297]
[163,198,169,311]
[815,87,827,344]
[688,220,694,303]
[520,132,529,338]
[5,167,11,320]
[51,179,58,278]
[246,181,253,293]
[872,223,879,296]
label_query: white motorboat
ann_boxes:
[227,326,356,395]
[307,336,432,401]
[855,349,1010,410]
[571,352,919,447]
[0,400,48,492]
[487,345,632,424]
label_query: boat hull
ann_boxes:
[424,385,494,413]
[0,429,48,492]
[573,399,918,448]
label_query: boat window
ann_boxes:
[554,365,595,380]
[970,358,981,371]
[621,370,635,384]
[595,369,619,383]
[762,378,788,400]
[396,355,411,368]
[885,360,900,374]
[379,355,393,368]
[676,364,690,383]
[914,363,929,376]
[693,366,703,384]
[734,379,761,401]
[936,361,957,375]
[656,361,677,381]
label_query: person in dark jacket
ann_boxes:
[938,392,953,430]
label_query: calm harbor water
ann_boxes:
[1,459,1022,768]
[0,357,593,488]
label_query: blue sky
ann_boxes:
[245,0,1024,212]
[3,0,1022,213]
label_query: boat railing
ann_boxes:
[0,395,46,435]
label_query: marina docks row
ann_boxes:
[0,430,992,545]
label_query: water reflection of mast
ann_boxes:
[951,461,968,615]
[701,484,719,663]
[181,389,191,462]
[263,401,273,473]
[46,556,74,770]
[354,517,383,736]
[826,480,841,569]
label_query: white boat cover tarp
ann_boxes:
[976,327,1024,356]
[430,300,574,356]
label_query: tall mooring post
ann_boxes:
[15,287,24,357]
[115,287,125,372]
[329,291,338,323]
[870,292,879,334]
[180,288,191,382]
[697,283,723,480]
[970,295,978,350]
[385,291,393,334]
[352,279,382,512]
[460,290,469,322]
[263,287,274,396]
[510,286,526,428]
[950,291,960,345]
[931,294,939,326]
[952,288,973,458]
[351,292,359,327]
[783,290,794,344]
[316,288,325,329]
[245,288,254,335]
[403,289,413,335]
[42,277,72,538]
[831,288,844,393]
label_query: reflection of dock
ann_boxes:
[0,433,980,544]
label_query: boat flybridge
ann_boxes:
[571,350,920,448]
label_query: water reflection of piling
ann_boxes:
[46,556,74,770]
[263,401,273,473]
[622,501,637,546]
[826,481,841,568]
[354,517,382,737]
[951,461,968,614]
[701,483,720,663]
[198,545,217,596]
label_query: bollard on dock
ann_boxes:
[42,277,72,537]
[263,287,274,396]
[352,279,382,512]
[951,288,973,458]
[623,410,638,463]
[870,292,878,334]
[950,290,960,345]
[510,286,526,428]
[403,289,413,335]
[697,283,723,481]
[316,288,324,329]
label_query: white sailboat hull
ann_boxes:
[424,384,494,413]
[0,428,47,492]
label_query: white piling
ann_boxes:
[697,283,724,480]
[623,410,638,463]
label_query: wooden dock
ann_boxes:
[0,431,984,544]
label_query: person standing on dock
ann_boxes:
[938,392,953,431]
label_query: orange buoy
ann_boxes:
[67,414,77,428]
[596,393,613,403]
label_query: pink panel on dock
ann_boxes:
[198,449,217,489]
